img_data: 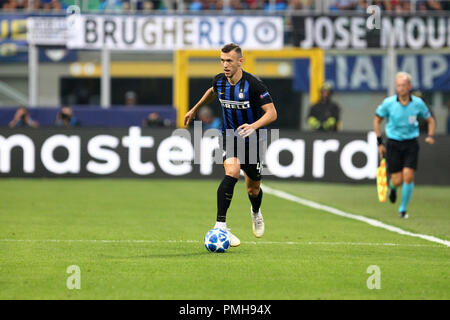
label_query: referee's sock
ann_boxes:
[216,175,238,223]
[399,182,414,213]
[388,179,398,203]
[389,179,397,190]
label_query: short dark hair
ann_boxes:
[221,43,242,57]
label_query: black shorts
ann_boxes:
[386,138,419,174]
[221,134,263,181]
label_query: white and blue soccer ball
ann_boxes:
[204,228,230,253]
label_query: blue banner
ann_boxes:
[0,14,77,63]
[0,47,77,63]
[0,14,28,45]
[0,14,28,61]
[294,54,450,92]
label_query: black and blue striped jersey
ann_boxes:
[212,70,273,133]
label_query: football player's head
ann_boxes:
[220,43,243,79]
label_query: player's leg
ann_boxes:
[246,173,263,213]
[215,157,241,246]
[243,166,264,238]
[216,157,240,226]
[398,167,415,218]
[390,171,403,189]
[398,140,419,218]
[386,139,403,203]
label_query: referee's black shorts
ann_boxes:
[220,134,263,182]
[386,138,419,174]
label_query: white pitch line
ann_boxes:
[244,240,444,248]
[0,239,445,248]
[262,184,450,248]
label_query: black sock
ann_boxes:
[217,175,238,223]
[249,188,263,214]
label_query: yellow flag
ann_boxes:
[376,159,388,202]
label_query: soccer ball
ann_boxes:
[204,228,230,253]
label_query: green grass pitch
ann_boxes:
[0,179,448,300]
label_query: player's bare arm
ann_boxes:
[184,87,217,126]
[373,115,386,159]
[237,103,277,138]
[425,116,436,145]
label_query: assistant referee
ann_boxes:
[374,72,435,219]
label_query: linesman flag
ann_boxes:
[376,158,388,202]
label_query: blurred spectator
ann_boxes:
[1,0,65,11]
[122,0,146,10]
[40,0,62,10]
[122,0,160,10]
[288,0,313,10]
[2,0,28,10]
[142,112,172,127]
[355,0,370,10]
[230,0,244,10]
[265,0,288,11]
[377,0,411,12]
[307,83,341,132]
[122,0,133,10]
[370,0,390,11]
[55,106,80,128]
[396,0,412,12]
[0,0,9,9]
[443,0,450,10]
[125,91,138,106]
[122,0,131,10]
[15,0,28,9]
[245,0,264,10]
[99,0,123,11]
[417,0,447,11]
[329,0,357,11]
[9,107,39,128]
[61,0,101,10]
[189,0,203,10]
[2,0,449,11]
[214,0,225,10]
[350,0,405,12]
[198,106,221,130]
[142,0,154,10]
[201,0,215,10]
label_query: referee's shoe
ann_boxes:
[389,184,397,203]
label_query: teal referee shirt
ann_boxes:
[376,95,431,141]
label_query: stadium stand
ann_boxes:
[0,0,449,131]
[1,0,449,11]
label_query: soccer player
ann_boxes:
[184,43,277,246]
[374,72,435,219]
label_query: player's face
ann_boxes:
[220,50,243,79]
[395,76,412,97]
